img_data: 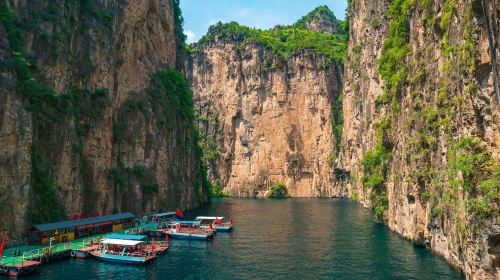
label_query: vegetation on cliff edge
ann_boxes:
[191,19,347,64]
[293,5,347,35]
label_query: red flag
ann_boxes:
[0,232,7,258]
[151,237,155,251]
[165,233,170,245]
[175,208,183,219]
[215,217,223,225]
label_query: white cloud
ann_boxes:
[184,30,196,43]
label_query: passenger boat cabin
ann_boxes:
[32,213,135,245]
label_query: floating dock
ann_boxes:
[0,223,156,276]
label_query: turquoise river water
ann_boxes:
[23,198,464,279]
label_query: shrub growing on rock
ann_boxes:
[267,183,290,198]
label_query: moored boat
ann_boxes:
[196,216,233,232]
[166,222,214,240]
[89,237,156,265]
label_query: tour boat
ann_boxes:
[196,216,233,232]
[166,222,214,240]
[89,237,156,265]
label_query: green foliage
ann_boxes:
[362,119,392,219]
[447,138,499,220]
[377,0,414,109]
[173,0,186,45]
[146,69,209,199]
[109,166,129,191]
[421,191,431,201]
[327,153,335,167]
[143,183,160,193]
[440,0,455,54]
[371,18,381,28]
[332,90,344,152]
[267,182,290,198]
[80,0,114,30]
[109,163,162,194]
[448,137,490,192]
[148,69,195,122]
[418,0,434,27]
[432,205,445,217]
[293,5,346,34]
[208,180,225,197]
[194,21,347,65]
[31,148,63,223]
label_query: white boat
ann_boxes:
[166,222,214,240]
[195,216,233,232]
[90,237,156,265]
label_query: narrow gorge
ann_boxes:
[0,0,498,279]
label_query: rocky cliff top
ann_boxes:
[189,6,348,64]
[293,5,346,35]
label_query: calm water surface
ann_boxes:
[25,198,464,279]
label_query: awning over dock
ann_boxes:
[34,213,135,232]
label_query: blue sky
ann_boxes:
[180,0,348,43]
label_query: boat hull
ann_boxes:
[167,232,212,240]
[93,253,155,265]
[200,225,233,232]
[74,251,89,259]
[215,226,233,232]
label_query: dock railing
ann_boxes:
[124,224,155,235]
[23,249,42,261]
[0,257,15,267]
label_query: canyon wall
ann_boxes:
[0,0,206,238]
[342,0,499,278]
[187,15,346,197]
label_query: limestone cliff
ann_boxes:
[187,18,346,197]
[0,0,207,238]
[342,0,499,278]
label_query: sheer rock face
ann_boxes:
[188,41,344,197]
[342,0,499,278]
[0,0,205,238]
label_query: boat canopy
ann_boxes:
[34,212,135,232]
[152,212,176,218]
[195,216,224,220]
[102,238,144,246]
[172,221,200,225]
[106,234,146,240]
